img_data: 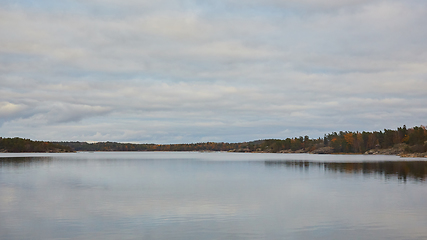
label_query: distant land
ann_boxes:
[0,138,72,153]
[1,125,426,157]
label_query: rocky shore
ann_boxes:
[229,143,427,158]
[399,152,427,158]
[364,143,427,158]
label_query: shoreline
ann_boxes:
[0,150,426,158]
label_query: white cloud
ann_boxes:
[0,102,28,120]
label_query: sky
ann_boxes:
[0,0,426,144]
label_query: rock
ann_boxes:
[364,143,408,155]
[294,149,307,153]
[310,147,334,154]
[229,148,251,152]
[399,153,427,158]
[365,149,378,155]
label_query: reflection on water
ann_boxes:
[0,157,52,168]
[265,160,427,182]
[1,153,427,240]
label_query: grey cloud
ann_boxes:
[0,0,426,142]
[41,103,112,124]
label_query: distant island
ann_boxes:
[1,125,426,157]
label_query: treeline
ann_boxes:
[246,125,427,154]
[55,141,246,152]
[0,137,72,153]
[53,125,426,154]
[58,125,426,154]
[324,125,427,153]
[2,125,426,154]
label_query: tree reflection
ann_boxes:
[0,157,52,168]
[265,160,427,182]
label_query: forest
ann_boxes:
[1,125,426,155]
[252,125,427,154]
[54,125,427,155]
[0,137,72,153]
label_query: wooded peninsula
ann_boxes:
[1,125,426,157]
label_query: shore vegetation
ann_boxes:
[1,125,426,157]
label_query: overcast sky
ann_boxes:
[1,0,426,143]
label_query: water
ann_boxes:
[1,152,427,240]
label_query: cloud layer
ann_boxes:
[1,0,426,143]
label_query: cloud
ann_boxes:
[42,103,112,124]
[0,102,28,119]
[0,0,426,142]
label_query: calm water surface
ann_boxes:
[1,152,427,240]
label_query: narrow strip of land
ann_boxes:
[1,125,426,157]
